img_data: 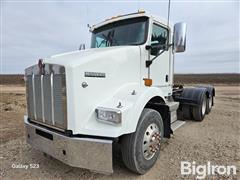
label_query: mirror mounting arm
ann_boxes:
[145,43,173,68]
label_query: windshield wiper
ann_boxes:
[97,30,119,48]
[109,30,120,46]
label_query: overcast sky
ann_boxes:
[1,0,239,74]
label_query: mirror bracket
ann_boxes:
[146,60,152,67]
[145,45,151,50]
[145,43,173,68]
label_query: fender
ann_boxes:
[174,86,214,120]
[174,87,207,106]
[127,86,166,134]
[195,85,215,105]
[97,84,166,137]
[195,85,215,96]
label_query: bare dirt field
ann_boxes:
[174,74,240,85]
[0,79,240,179]
[1,73,240,85]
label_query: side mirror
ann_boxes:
[173,22,187,53]
[79,44,86,50]
[147,41,167,56]
[150,41,161,56]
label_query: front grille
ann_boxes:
[25,64,67,130]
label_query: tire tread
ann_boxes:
[121,108,163,174]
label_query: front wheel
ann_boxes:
[121,108,164,174]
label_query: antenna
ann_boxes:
[167,0,171,27]
[166,0,175,86]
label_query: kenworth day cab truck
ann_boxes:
[24,11,215,174]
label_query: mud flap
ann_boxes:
[145,103,172,138]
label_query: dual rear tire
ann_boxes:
[206,95,213,114]
[192,94,213,121]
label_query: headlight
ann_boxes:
[95,107,122,124]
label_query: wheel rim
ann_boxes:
[202,96,207,115]
[142,123,161,160]
[209,96,212,109]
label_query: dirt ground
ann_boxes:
[0,85,239,179]
[1,74,240,85]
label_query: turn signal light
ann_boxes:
[143,78,152,86]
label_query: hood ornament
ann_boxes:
[38,59,45,75]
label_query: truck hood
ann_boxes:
[44,46,138,67]
[42,46,142,136]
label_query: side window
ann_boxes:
[151,23,168,46]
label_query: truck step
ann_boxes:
[171,120,186,131]
[166,101,179,124]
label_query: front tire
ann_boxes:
[121,108,164,174]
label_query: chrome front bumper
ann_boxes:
[24,117,113,173]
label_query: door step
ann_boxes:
[166,101,179,123]
[171,120,186,131]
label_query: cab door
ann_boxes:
[149,22,171,95]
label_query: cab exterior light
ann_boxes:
[95,107,122,124]
[138,10,145,13]
[143,78,152,86]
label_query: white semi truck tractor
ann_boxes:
[24,11,215,174]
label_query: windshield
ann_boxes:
[91,17,148,48]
